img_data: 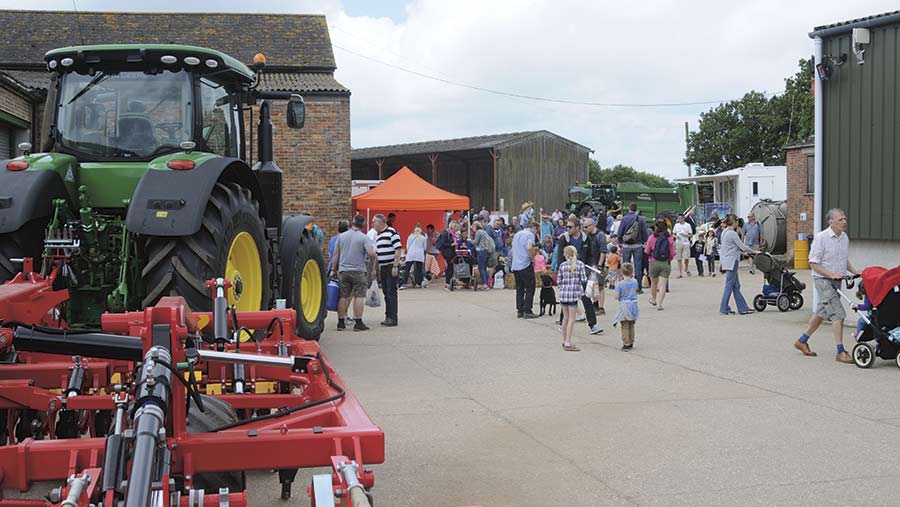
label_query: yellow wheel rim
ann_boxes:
[300,258,322,323]
[225,232,262,313]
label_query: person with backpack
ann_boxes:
[472,220,495,289]
[616,203,650,294]
[643,221,675,311]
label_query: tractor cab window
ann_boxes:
[568,186,591,203]
[199,78,240,158]
[56,71,193,159]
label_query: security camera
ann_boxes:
[853,28,870,64]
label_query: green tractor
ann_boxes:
[565,181,695,229]
[0,44,327,339]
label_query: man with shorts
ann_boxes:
[330,215,377,332]
[672,214,692,278]
[794,208,861,363]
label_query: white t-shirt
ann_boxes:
[406,234,427,263]
[672,222,692,245]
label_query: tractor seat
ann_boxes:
[117,114,158,154]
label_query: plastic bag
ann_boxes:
[493,270,505,289]
[365,281,382,308]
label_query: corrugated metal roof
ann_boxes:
[811,10,900,36]
[0,10,336,70]
[0,70,48,92]
[352,130,591,160]
[0,69,348,95]
[258,72,348,94]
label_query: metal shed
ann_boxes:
[810,10,900,241]
[351,130,591,214]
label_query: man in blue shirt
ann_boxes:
[512,222,540,319]
[541,214,553,246]
[616,203,650,294]
[328,219,349,261]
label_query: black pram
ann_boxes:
[752,253,807,312]
[849,266,900,369]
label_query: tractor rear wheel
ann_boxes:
[0,218,47,283]
[288,233,327,340]
[142,182,271,313]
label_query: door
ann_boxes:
[0,125,10,159]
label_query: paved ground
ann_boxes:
[245,267,900,506]
[8,268,896,506]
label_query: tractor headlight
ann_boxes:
[161,55,177,64]
[205,59,218,68]
[61,58,74,67]
[184,56,200,66]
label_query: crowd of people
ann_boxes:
[325,203,864,364]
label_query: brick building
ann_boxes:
[0,10,350,235]
[784,137,815,263]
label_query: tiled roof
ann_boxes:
[353,131,593,160]
[258,72,348,94]
[0,10,336,70]
[0,69,347,96]
[811,10,900,35]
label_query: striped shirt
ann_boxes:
[375,226,401,265]
[557,259,587,303]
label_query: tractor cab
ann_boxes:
[45,45,270,163]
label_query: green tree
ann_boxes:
[589,160,672,188]
[685,60,813,175]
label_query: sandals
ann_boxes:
[562,344,581,352]
[649,299,657,306]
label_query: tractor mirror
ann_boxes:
[286,98,305,129]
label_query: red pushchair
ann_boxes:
[848,266,900,368]
[449,245,477,291]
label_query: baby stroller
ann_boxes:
[449,245,477,291]
[752,253,806,312]
[848,266,900,369]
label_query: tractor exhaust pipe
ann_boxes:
[253,98,283,232]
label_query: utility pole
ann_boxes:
[684,121,691,177]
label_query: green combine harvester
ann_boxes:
[0,44,328,339]
[565,182,695,228]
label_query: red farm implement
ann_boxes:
[0,260,383,507]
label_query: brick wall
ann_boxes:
[785,144,815,263]
[245,96,351,241]
[0,84,32,124]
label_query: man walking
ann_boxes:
[330,215,377,331]
[585,218,608,316]
[742,213,764,274]
[672,214,693,278]
[617,203,649,294]
[512,222,540,319]
[794,209,860,363]
[372,214,401,327]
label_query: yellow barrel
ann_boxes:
[794,239,810,269]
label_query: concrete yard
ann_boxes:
[242,268,900,506]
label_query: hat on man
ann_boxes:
[520,201,533,210]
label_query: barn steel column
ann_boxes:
[376,158,385,180]
[490,149,498,211]
[428,153,439,184]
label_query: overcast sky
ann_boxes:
[6,1,898,180]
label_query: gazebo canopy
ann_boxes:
[352,166,470,211]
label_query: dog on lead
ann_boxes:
[539,274,558,317]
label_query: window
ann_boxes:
[199,78,240,157]
[752,181,759,196]
[56,71,193,159]
[806,155,815,194]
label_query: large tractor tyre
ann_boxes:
[288,233,327,341]
[186,395,244,493]
[142,182,272,314]
[659,210,679,230]
[0,218,47,283]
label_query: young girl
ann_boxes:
[612,262,639,351]
[851,280,872,340]
[557,245,587,352]
[606,244,621,288]
[704,229,718,277]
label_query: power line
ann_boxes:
[333,43,759,108]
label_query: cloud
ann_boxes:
[328,0,899,180]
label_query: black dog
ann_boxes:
[539,274,558,316]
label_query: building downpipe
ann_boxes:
[812,36,824,311]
